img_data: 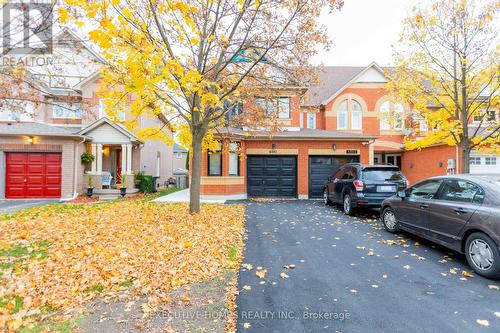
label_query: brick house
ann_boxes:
[197,63,499,200]
[0,30,175,200]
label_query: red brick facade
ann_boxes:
[197,65,468,198]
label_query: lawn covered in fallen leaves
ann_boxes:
[0,200,245,331]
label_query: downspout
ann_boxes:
[60,136,86,202]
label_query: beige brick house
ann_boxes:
[0,30,175,200]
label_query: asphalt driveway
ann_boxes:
[0,199,58,215]
[236,200,499,333]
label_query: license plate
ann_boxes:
[378,186,396,192]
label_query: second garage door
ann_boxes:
[309,155,359,198]
[247,156,297,197]
[5,152,62,198]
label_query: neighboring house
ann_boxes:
[0,29,174,199]
[197,62,499,200]
[172,143,188,172]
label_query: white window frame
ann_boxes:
[307,112,316,129]
[53,103,82,119]
[351,110,362,130]
[470,157,482,165]
[228,142,239,176]
[485,157,497,165]
[473,110,497,124]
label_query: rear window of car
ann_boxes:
[362,168,405,181]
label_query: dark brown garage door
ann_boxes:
[247,156,297,197]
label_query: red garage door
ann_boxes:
[5,153,62,198]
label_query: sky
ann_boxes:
[313,0,419,67]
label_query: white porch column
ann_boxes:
[91,144,97,174]
[121,144,127,178]
[368,141,375,164]
[96,144,103,174]
[126,144,132,175]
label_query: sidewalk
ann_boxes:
[153,189,227,204]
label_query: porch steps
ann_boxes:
[99,195,120,201]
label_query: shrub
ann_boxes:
[135,172,153,193]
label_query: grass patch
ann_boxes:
[19,318,79,333]
[84,284,104,293]
[119,277,135,288]
[142,187,180,201]
[227,245,238,262]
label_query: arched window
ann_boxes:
[351,100,362,130]
[337,100,348,129]
[380,101,405,130]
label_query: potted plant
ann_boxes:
[120,174,127,197]
[86,174,93,197]
[81,152,95,165]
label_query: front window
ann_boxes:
[53,103,82,119]
[485,157,497,165]
[470,157,481,165]
[0,101,35,121]
[351,100,362,130]
[337,100,348,129]
[208,142,222,176]
[380,101,391,130]
[307,112,316,129]
[473,110,497,123]
[254,97,290,119]
[228,142,239,176]
[380,101,405,130]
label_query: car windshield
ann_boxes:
[363,168,405,182]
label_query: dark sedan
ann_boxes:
[381,174,500,279]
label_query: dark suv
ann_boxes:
[323,163,408,215]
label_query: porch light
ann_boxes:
[332,144,336,151]
[27,136,34,144]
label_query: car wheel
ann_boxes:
[343,194,353,215]
[323,189,333,206]
[382,207,400,233]
[465,232,500,279]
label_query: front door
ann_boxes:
[396,179,443,236]
[116,149,122,183]
[427,179,483,244]
[385,154,402,168]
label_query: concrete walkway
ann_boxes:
[153,189,227,204]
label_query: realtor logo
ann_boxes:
[1,1,53,55]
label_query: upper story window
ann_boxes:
[470,157,481,165]
[0,102,35,121]
[99,99,125,121]
[351,100,362,130]
[337,99,363,130]
[380,101,404,130]
[254,97,291,119]
[473,110,497,123]
[307,112,316,129]
[53,103,82,119]
[337,100,348,129]
[224,101,243,123]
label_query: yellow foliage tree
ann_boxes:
[387,0,499,173]
[62,0,343,213]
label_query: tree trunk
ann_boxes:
[189,133,203,214]
[461,146,470,174]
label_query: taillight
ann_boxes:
[353,180,364,191]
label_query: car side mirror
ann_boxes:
[397,190,406,199]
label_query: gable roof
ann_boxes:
[78,117,142,142]
[303,62,391,107]
[173,143,188,153]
